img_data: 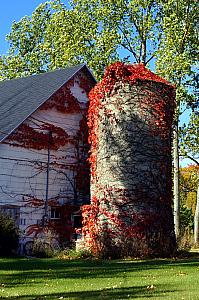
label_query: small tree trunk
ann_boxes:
[141,35,147,65]
[194,182,199,245]
[173,122,180,239]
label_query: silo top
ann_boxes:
[89,62,175,102]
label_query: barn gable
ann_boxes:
[0,64,95,142]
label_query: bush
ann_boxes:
[177,206,194,251]
[31,229,60,258]
[58,248,93,260]
[180,205,194,234]
[178,229,194,251]
[0,212,19,256]
[32,238,54,258]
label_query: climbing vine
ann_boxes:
[82,62,176,258]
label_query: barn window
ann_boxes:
[50,207,60,219]
[0,205,20,226]
[73,214,82,228]
[20,218,26,225]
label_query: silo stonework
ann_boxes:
[82,62,176,258]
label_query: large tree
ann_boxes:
[0,0,167,79]
[71,0,163,65]
[0,3,53,79]
[0,1,119,80]
[156,0,198,239]
[1,1,197,79]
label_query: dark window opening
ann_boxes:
[20,218,26,225]
[50,207,61,219]
[73,215,82,228]
[0,205,20,226]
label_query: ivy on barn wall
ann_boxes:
[3,72,93,243]
[82,62,176,258]
[26,204,79,244]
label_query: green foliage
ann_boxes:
[0,1,119,80]
[32,239,54,258]
[180,205,194,233]
[44,6,119,79]
[156,0,198,83]
[180,165,198,211]
[180,112,199,162]
[156,0,198,125]
[58,247,93,260]
[179,165,198,249]
[71,0,163,66]
[155,0,198,239]
[0,212,19,256]
[0,0,198,85]
[0,3,53,80]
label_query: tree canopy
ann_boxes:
[0,0,198,83]
[180,112,199,165]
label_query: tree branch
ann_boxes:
[186,155,199,166]
[118,25,139,63]
[145,54,155,65]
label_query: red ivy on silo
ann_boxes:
[82,62,176,257]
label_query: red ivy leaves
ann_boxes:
[41,84,81,114]
[83,62,176,256]
[9,123,69,151]
[87,62,175,182]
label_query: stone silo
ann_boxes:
[82,62,176,258]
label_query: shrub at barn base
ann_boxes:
[0,212,19,256]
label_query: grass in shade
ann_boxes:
[0,253,198,299]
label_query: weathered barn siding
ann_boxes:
[0,71,90,247]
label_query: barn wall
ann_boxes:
[0,71,91,244]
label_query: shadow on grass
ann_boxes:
[0,255,198,289]
[0,284,178,299]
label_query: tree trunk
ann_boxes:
[194,181,199,245]
[141,34,146,65]
[173,122,180,239]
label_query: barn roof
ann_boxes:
[0,64,96,142]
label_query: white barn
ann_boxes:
[0,64,96,253]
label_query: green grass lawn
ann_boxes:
[0,254,198,300]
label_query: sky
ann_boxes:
[0,0,47,55]
[0,1,195,166]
